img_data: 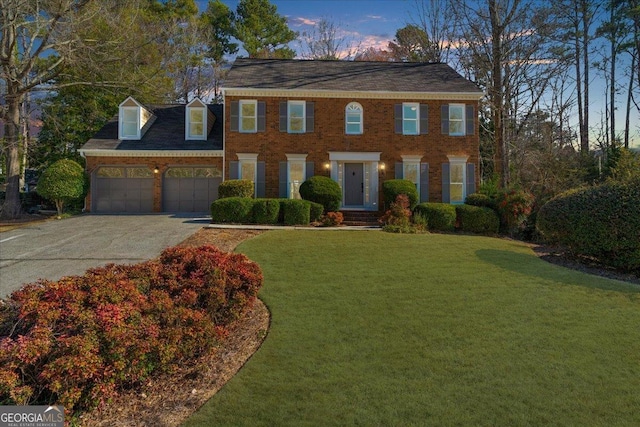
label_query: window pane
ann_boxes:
[241,103,256,117]
[97,167,124,178]
[241,117,256,132]
[289,117,304,132]
[346,112,360,124]
[404,164,419,185]
[194,167,222,178]
[166,168,193,178]
[241,162,255,181]
[123,109,138,122]
[346,123,361,134]
[289,104,304,118]
[450,184,464,202]
[128,167,153,178]
[289,162,304,199]
[190,109,204,122]
[403,104,418,119]
[122,122,138,136]
[449,122,463,135]
[449,106,463,120]
[403,121,418,135]
[451,164,464,183]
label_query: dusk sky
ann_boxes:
[195,0,639,147]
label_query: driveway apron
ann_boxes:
[0,214,209,298]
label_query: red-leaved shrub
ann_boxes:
[0,245,262,414]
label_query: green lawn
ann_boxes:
[186,231,640,426]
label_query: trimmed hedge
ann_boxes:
[280,199,311,225]
[299,176,342,213]
[218,179,254,199]
[309,201,324,222]
[211,197,254,223]
[414,203,456,232]
[0,246,262,413]
[465,193,496,209]
[537,180,640,271]
[251,199,280,225]
[456,204,500,234]
[382,179,419,210]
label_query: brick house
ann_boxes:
[80,58,482,213]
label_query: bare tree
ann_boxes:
[300,18,359,60]
[410,0,454,63]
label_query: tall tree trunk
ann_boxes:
[489,0,507,186]
[609,0,616,146]
[3,96,24,219]
[581,0,590,152]
[625,53,635,148]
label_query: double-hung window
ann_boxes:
[448,104,465,136]
[403,103,420,135]
[288,101,305,133]
[345,102,363,134]
[188,108,205,138]
[239,100,257,133]
[121,108,139,138]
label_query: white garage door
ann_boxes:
[163,167,221,212]
[93,166,154,213]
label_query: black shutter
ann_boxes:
[441,105,449,135]
[466,105,475,135]
[420,163,429,202]
[395,162,403,179]
[306,102,314,133]
[256,162,266,198]
[229,161,239,180]
[441,163,450,203]
[230,101,239,132]
[420,104,428,134]
[306,162,314,180]
[279,161,288,198]
[279,101,287,132]
[466,163,476,196]
[394,104,403,134]
[257,101,266,132]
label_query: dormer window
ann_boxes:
[118,97,154,140]
[186,98,208,140]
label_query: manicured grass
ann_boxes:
[186,231,640,426]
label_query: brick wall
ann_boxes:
[225,96,479,206]
[84,156,223,212]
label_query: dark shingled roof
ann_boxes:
[81,104,223,151]
[224,58,482,94]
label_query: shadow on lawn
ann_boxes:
[475,249,640,294]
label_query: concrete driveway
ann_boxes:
[0,214,210,298]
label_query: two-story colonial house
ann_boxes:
[80,58,482,213]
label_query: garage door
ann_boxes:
[163,167,222,212]
[93,166,154,213]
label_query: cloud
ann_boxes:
[290,17,318,27]
[366,15,383,20]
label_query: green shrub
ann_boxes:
[280,199,311,225]
[299,176,342,213]
[36,159,87,217]
[537,180,640,271]
[218,179,254,199]
[211,197,254,223]
[250,199,280,224]
[465,193,496,209]
[382,179,418,210]
[309,201,324,222]
[456,204,500,234]
[494,189,535,235]
[0,246,262,414]
[414,203,456,232]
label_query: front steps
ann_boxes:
[339,210,381,227]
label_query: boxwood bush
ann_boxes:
[211,197,254,223]
[537,180,640,271]
[456,204,500,234]
[299,176,342,213]
[280,199,311,225]
[465,193,496,209]
[218,179,254,199]
[309,201,324,222]
[382,179,419,210]
[414,203,456,232]
[251,199,281,224]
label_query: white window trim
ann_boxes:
[288,100,306,133]
[120,106,140,139]
[345,102,363,135]
[449,104,466,136]
[402,102,420,135]
[237,153,258,195]
[285,153,308,199]
[186,107,207,140]
[239,100,258,134]
[447,155,468,204]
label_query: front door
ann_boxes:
[344,163,364,206]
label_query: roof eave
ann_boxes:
[222,87,483,101]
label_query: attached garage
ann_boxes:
[93,166,154,213]
[163,166,222,212]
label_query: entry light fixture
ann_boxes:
[153,165,160,174]
[378,162,386,177]
[324,162,331,174]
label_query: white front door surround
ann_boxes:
[328,152,381,211]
